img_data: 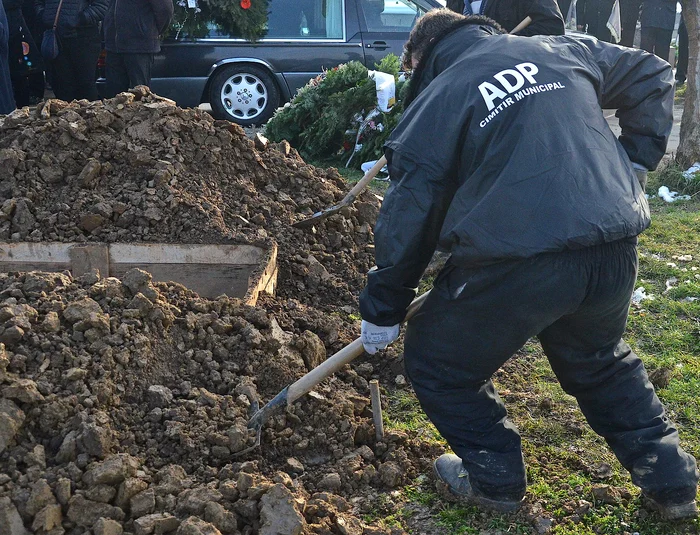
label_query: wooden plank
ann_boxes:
[0,242,71,264]
[109,243,264,265]
[245,243,278,306]
[69,244,110,277]
[0,261,69,273]
[0,241,276,301]
[109,263,254,299]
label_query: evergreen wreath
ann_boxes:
[264,54,406,167]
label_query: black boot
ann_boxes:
[433,454,523,513]
[643,494,698,521]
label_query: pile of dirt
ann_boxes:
[0,269,440,535]
[0,87,379,311]
[0,89,442,535]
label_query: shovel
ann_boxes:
[510,16,532,34]
[292,155,387,229]
[244,289,431,446]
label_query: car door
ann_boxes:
[356,0,440,67]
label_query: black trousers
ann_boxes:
[404,239,699,505]
[640,26,673,62]
[619,0,641,47]
[52,27,101,102]
[676,18,688,83]
[105,52,154,98]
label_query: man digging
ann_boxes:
[359,9,699,520]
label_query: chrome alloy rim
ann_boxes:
[220,73,268,119]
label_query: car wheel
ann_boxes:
[209,64,280,126]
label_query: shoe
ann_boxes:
[643,494,698,521]
[433,454,522,513]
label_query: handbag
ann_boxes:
[41,0,65,60]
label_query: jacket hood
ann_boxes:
[405,20,503,106]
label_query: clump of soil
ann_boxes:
[0,90,441,535]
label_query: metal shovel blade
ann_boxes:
[246,289,431,436]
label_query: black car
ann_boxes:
[133,0,441,125]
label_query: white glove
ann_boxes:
[361,320,400,355]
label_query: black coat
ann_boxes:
[103,0,173,54]
[447,0,565,36]
[4,0,23,32]
[0,1,16,113]
[34,0,107,37]
[359,21,673,325]
[4,0,42,78]
[640,0,676,30]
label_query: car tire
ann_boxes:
[209,64,280,126]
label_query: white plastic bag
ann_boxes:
[368,71,396,112]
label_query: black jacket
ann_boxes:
[4,0,24,34]
[359,21,672,326]
[641,0,676,30]
[35,0,107,38]
[103,0,173,54]
[0,1,15,113]
[447,0,565,35]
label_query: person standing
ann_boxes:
[446,0,565,36]
[619,0,641,47]
[640,0,676,61]
[34,0,108,101]
[21,0,45,102]
[360,8,699,520]
[3,0,42,106]
[102,0,173,97]
[675,14,687,84]
[0,0,16,113]
[575,0,616,41]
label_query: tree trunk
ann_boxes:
[677,0,700,167]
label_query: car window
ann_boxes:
[170,0,344,40]
[359,0,426,31]
[267,0,344,38]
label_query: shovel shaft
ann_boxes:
[292,156,388,228]
[510,16,532,34]
[339,155,388,206]
[286,288,431,406]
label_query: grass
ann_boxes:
[648,162,700,197]
[676,83,687,101]
[307,157,391,196]
[373,170,700,534]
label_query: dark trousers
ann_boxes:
[11,71,45,107]
[52,28,101,102]
[619,0,640,47]
[676,18,688,83]
[404,239,699,504]
[105,52,154,98]
[640,26,673,62]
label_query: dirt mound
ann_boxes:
[0,270,441,535]
[0,90,443,535]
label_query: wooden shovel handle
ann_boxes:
[510,16,532,34]
[286,289,431,405]
[340,155,388,205]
